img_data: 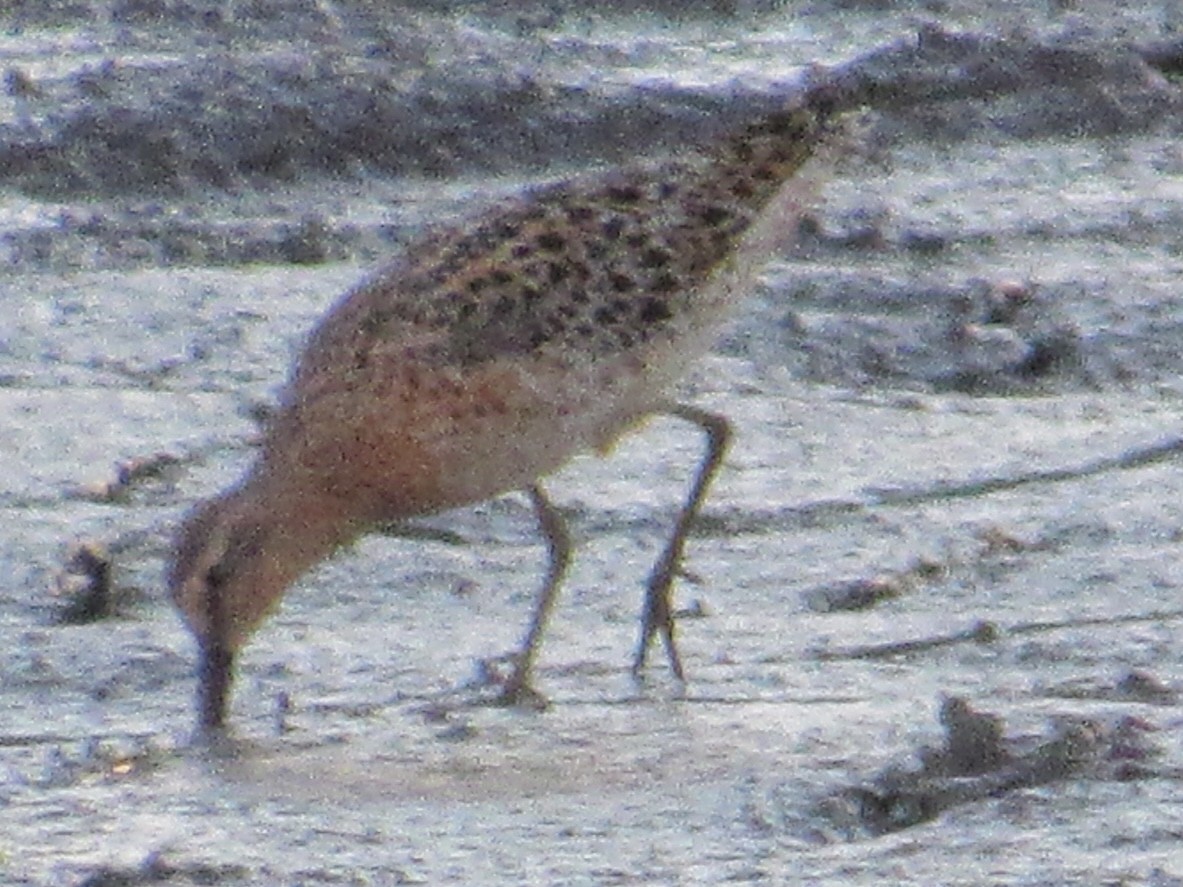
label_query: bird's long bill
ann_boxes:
[197,638,234,732]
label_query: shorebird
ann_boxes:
[170,84,844,731]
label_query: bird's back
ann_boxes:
[263,105,833,521]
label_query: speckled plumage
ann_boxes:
[170,95,840,729]
[304,109,820,372]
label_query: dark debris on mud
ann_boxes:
[49,540,117,624]
[0,4,762,199]
[755,271,1096,394]
[820,692,1170,837]
[1,9,1180,201]
[72,853,249,887]
[837,24,1183,142]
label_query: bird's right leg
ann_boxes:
[633,403,732,681]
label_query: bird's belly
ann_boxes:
[395,350,676,513]
[280,342,695,522]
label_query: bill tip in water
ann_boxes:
[196,639,234,735]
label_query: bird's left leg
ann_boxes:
[633,403,731,680]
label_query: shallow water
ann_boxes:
[4,2,1183,885]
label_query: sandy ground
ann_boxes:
[4,2,1183,885]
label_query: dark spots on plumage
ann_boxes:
[512,243,533,259]
[769,144,796,165]
[639,298,672,324]
[753,163,777,181]
[602,216,624,240]
[566,204,596,223]
[471,223,502,247]
[522,259,548,282]
[734,142,754,163]
[730,178,755,200]
[547,262,569,285]
[715,225,738,248]
[641,247,672,269]
[594,305,617,325]
[768,112,797,134]
[653,272,679,294]
[607,183,644,203]
[698,204,733,227]
[537,231,566,251]
[610,273,634,293]
[780,111,813,139]
[687,241,717,275]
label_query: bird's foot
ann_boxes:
[469,652,551,711]
[492,679,551,712]
[632,586,685,682]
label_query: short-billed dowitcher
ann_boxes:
[170,85,844,731]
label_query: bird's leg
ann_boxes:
[633,404,731,680]
[497,483,572,708]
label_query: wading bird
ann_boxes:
[170,84,844,731]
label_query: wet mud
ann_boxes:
[4,1,1183,885]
